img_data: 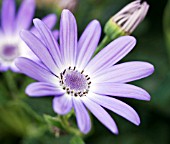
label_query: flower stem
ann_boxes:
[3,71,42,123]
[19,101,43,123]
[3,71,18,99]
[58,115,83,137]
[93,35,111,56]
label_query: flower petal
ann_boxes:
[88,93,140,126]
[82,96,118,134]
[15,57,58,83]
[40,14,57,30]
[92,61,154,83]
[114,0,141,17]
[0,64,9,71]
[26,82,64,97]
[85,36,136,75]
[73,97,91,134]
[33,19,63,70]
[76,20,101,71]
[53,94,73,115]
[53,30,59,40]
[60,9,77,67]
[10,62,20,72]
[20,30,59,74]
[91,83,150,101]
[15,0,35,31]
[1,0,16,34]
[30,14,57,39]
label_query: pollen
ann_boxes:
[59,67,91,97]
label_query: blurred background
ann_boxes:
[0,0,170,144]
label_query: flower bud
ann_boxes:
[105,0,149,39]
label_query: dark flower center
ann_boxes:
[0,44,19,61]
[59,67,91,97]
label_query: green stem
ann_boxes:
[20,101,44,123]
[93,35,111,56]
[4,71,42,122]
[58,115,83,137]
[7,99,43,123]
[3,71,18,99]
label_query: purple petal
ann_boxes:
[82,96,118,134]
[33,19,63,70]
[114,0,141,17]
[53,30,59,40]
[30,14,57,38]
[91,83,150,101]
[85,36,136,75]
[0,64,9,71]
[0,29,3,36]
[87,93,140,125]
[15,0,35,32]
[10,62,20,72]
[15,57,58,83]
[53,94,73,115]
[40,14,57,30]
[76,20,101,71]
[73,97,91,134]
[26,82,64,97]
[0,62,19,72]
[1,0,16,34]
[60,9,77,67]
[92,61,154,83]
[20,30,60,74]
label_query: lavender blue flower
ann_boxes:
[0,0,58,72]
[15,9,154,134]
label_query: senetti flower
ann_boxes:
[0,0,57,72]
[105,0,149,39]
[16,10,154,134]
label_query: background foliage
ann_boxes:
[0,0,170,144]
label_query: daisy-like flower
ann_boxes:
[16,10,154,134]
[0,0,58,72]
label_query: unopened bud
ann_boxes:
[105,0,149,39]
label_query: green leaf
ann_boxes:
[44,114,64,131]
[70,136,85,144]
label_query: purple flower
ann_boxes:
[0,0,58,72]
[16,9,154,134]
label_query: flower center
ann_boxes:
[0,44,19,61]
[59,67,91,97]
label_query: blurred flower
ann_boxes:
[105,0,149,40]
[36,0,79,12]
[0,0,58,72]
[16,10,154,134]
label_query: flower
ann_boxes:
[104,0,149,39]
[0,0,58,72]
[15,9,154,134]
